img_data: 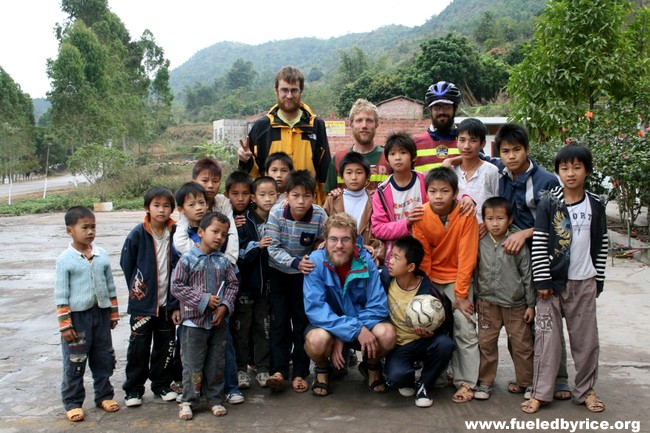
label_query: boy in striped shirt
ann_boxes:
[265,169,327,392]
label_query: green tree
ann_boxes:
[337,46,370,86]
[336,71,406,117]
[507,0,636,140]
[0,68,37,183]
[68,143,130,201]
[225,58,257,90]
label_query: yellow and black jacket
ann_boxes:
[239,102,331,202]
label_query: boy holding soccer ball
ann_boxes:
[381,236,455,407]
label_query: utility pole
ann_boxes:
[43,141,51,199]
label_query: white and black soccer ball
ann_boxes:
[405,294,445,332]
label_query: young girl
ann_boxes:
[371,133,426,262]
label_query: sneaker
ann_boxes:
[524,386,533,400]
[154,388,178,402]
[415,382,433,408]
[474,385,492,400]
[124,393,142,407]
[256,372,270,388]
[237,370,251,389]
[398,387,415,397]
[226,391,245,405]
[348,350,358,367]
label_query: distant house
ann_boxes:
[376,96,425,120]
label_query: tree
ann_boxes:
[225,58,257,90]
[507,0,636,140]
[336,46,370,86]
[336,71,406,117]
[48,0,173,154]
[68,144,130,201]
[0,68,37,183]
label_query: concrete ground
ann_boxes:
[0,210,649,433]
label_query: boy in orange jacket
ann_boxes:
[412,167,479,404]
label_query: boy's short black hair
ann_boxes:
[424,167,458,192]
[458,118,487,143]
[393,236,425,269]
[285,169,316,195]
[554,143,593,174]
[338,151,371,177]
[192,157,222,180]
[144,186,175,211]
[264,151,294,173]
[199,211,230,231]
[495,123,529,152]
[176,182,207,208]
[225,170,254,193]
[64,206,95,226]
[384,133,417,168]
[252,176,278,194]
[481,196,513,220]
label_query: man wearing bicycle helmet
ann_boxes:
[413,81,462,174]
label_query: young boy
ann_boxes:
[411,167,479,403]
[264,151,293,202]
[522,144,608,414]
[169,182,208,393]
[324,151,384,263]
[120,186,179,407]
[171,212,239,420]
[371,133,427,263]
[174,158,239,265]
[474,197,534,401]
[232,176,278,389]
[56,206,120,422]
[265,169,327,392]
[382,236,455,408]
[453,118,499,227]
[224,171,254,229]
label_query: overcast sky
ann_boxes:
[1,0,452,98]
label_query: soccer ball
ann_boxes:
[405,295,446,332]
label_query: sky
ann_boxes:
[1,0,452,98]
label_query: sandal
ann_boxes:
[358,361,387,393]
[266,372,285,392]
[554,383,571,400]
[311,366,331,397]
[508,381,525,394]
[66,407,84,422]
[179,402,192,420]
[292,376,309,393]
[211,404,227,417]
[97,399,119,412]
[521,397,549,414]
[452,383,474,403]
[584,391,605,413]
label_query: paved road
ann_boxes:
[0,211,648,433]
[0,174,88,199]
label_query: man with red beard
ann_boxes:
[413,81,462,174]
[324,99,391,192]
[303,213,396,396]
[238,66,331,203]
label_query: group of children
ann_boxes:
[55,119,607,421]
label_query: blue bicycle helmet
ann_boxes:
[424,81,461,107]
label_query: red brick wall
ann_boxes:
[324,118,431,152]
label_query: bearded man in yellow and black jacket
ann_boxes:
[238,66,331,204]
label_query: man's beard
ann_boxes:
[352,129,375,147]
[327,249,353,267]
[431,113,454,131]
[278,98,300,114]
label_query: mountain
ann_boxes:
[168,0,546,95]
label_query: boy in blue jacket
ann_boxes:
[120,186,179,407]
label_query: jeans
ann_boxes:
[268,269,309,379]
[61,306,116,411]
[385,334,455,390]
[180,323,227,406]
[231,294,270,373]
[122,307,175,396]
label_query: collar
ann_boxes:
[143,214,176,235]
[427,125,458,141]
[283,204,314,222]
[322,246,369,296]
[68,242,98,257]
